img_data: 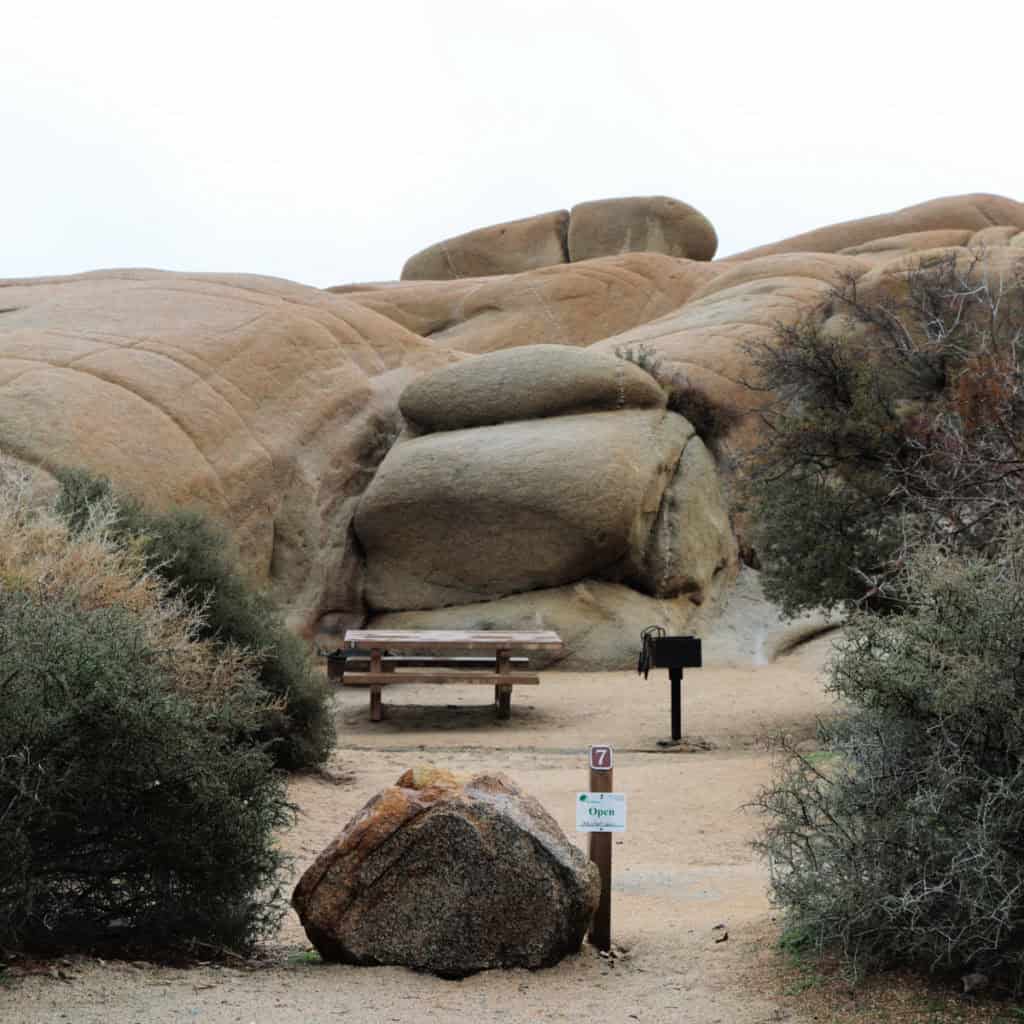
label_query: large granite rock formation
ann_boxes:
[355,346,737,630]
[291,767,600,976]
[0,269,456,635]
[5,193,1024,667]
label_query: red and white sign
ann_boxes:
[589,744,613,771]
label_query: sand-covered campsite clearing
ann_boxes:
[8,638,852,1024]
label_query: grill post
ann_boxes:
[670,666,683,740]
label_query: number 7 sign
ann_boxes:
[589,745,613,771]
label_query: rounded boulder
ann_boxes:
[399,344,666,433]
[354,408,694,611]
[291,768,600,976]
[401,210,569,280]
[568,196,718,262]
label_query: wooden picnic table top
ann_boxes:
[343,629,563,652]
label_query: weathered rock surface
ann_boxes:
[367,575,735,670]
[338,252,719,354]
[727,193,1024,261]
[355,409,692,610]
[568,196,718,263]
[369,562,839,672]
[402,210,569,281]
[639,433,736,600]
[291,768,600,976]
[399,344,665,434]
[688,565,836,668]
[0,269,457,633]
[590,251,869,455]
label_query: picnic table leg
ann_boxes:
[370,648,384,722]
[326,652,344,683]
[495,649,512,720]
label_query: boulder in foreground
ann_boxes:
[291,767,600,976]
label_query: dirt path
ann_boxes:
[6,642,838,1024]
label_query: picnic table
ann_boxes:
[339,629,564,721]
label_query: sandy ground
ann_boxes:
[5,636,841,1024]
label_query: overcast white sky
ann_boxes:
[3,0,1022,288]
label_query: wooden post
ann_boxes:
[370,647,383,722]
[588,754,613,951]
[495,648,512,720]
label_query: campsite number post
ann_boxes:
[577,744,626,952]
[588,745,612,951]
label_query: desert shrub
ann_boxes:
[0,593,292,956]
[741,250,1024,615]
[744,468,903,618]
[0,471,293,956]
[615,344,742,445]
[54,468,333,771]
[754,531,1024,990]
[664,379,743,446]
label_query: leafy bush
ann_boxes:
[754,532,1024,990]
[743,468,903,618]
[741,251,1024,615]
[0,469,293,956]
[54,468,333,771]
[615,344,742,446]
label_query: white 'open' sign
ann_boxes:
[576,792,627,832]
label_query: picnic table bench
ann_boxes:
[336,629,563,721]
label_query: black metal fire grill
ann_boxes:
[638,626,703,742]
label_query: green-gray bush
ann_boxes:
[754,533,1024,990]
[741,252,1024,615]
[744,469,902,618]
[53,469,334,771]
[0,589,293,956]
